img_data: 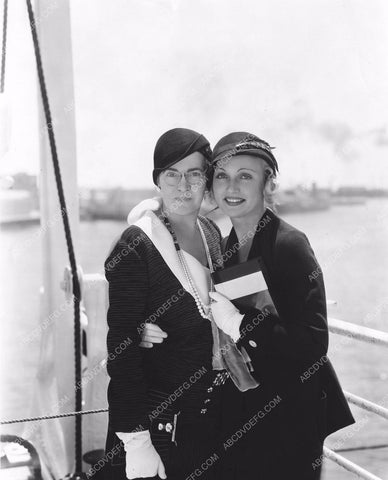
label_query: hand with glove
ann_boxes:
[116,430,166,479]
[209,291,244,342]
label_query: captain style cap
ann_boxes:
[211,131,279,174]
[153,128,212,185]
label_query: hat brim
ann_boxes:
[153,142,212,185]
[212,149,277,173]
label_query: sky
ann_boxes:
[1,0,388,189]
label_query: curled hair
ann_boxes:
[263,166,278,211]
[206,161,215,191]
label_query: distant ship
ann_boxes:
[331,186,368,206]
[82,185,333,221]
[1,4,387,480]
[0,189,40,226]
[0,174,40,226]
[81,188,155,221]
[275,184,331,215]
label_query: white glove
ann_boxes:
[116,430,167,479]
[209,291,244,342]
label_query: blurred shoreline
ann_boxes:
[2,172,388,227]
[1,199,388,478]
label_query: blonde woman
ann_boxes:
[143,132,355,480]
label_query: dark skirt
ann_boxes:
[215,378,323,480]
[92,372,226,480]
[91,415,220,480]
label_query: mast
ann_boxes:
[28,0,81,477]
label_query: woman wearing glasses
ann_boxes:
[102,128,226,480]
[142,132,354,479]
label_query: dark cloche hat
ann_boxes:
[153,128,212,185]
[212,131,278,174]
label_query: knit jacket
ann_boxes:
[105,200,223,432]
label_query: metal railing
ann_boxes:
[323,446,383,480]
[3,276,385,479]
[328,317,388,348]
[323,317,388,480]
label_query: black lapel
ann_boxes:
[249,209,279,263]
[248,209,280,295]
[221,209,281,317]
[223,209,279,270]
[224,209,283,317]
[224,228,239,267]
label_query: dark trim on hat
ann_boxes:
[213,146,278,173]
[211,132,279,174]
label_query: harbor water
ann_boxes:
[1,198,388,479]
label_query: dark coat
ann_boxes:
[101,214,223,480]
[217,208,355,479]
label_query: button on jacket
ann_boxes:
[105,214,223,433]
[217,208,355,479]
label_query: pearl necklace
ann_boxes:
[161,212,214,320]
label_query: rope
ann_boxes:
[1,0,8,93]
[0,408,108,426]
[25,0,83,473]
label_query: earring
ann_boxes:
[269,177,277,193]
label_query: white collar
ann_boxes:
[132,210,194,298]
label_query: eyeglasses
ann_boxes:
[161,169,207,187]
